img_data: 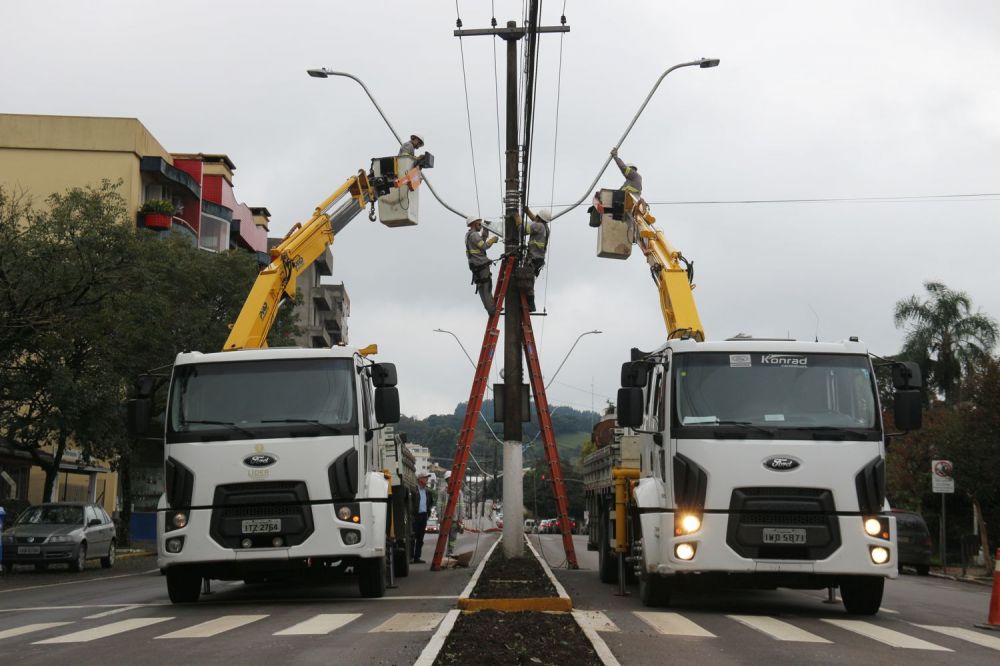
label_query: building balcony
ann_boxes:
[304,324,332,348]
[312,290,333,312]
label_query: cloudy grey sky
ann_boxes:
[3,1,999,418]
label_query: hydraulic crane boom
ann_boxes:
[224,158,427,351]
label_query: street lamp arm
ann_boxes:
[545,330,602,390]
[549,58,719,221]
[307,68,470,221]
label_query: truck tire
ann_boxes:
[639,572,672,607]
[358,556,387,598]
[598,510,618,584]
[393,537,410,578]
[840,576,884,615]
[166,570,202,603]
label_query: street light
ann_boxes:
[545,330,602,390]
[306,67,469,221]
[551,57,720,221]
[433,328,477,369]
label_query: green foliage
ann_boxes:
[139,199,176,215]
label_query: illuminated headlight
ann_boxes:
[675,543,696,561]
[870,546,890,564]
[241,538,253,549]
[47,535,74,543]
[863,516,890,540]
[165,537,184,554]
[681,515,701,533]
[171,512,188,529]
[341,529,361,545]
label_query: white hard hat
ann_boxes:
[627,164,637,171]
[537,209,553,222]
[445,471,452,480]
[466,216,481,226]
[411,133,425,144]
[417,471,430,479]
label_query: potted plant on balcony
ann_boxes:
[139,199,176,230]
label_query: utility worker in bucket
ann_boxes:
[520,207,551,312]
[611,147,642,198]
[465,217,499,315]
[399,133,425,157]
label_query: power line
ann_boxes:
[532,192,1000,210]
[490,2,504,210]
[455,1,483,217]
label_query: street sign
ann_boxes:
[932,459,955,494]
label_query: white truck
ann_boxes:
[146,346,402,603]
[585,337,923,614]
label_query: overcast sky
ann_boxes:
[3,1,999,418]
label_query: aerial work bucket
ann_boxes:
[594,188,632,259]
[371,155,420,227]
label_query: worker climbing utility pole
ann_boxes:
[454,9,569,558]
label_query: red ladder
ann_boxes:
[431,257,578,570]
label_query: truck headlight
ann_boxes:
[171,512,188,529]
[675,543,696,561]
[165,537,184,553]
[341,529,361,545]
[674,513,702,536]
[335,503,361,523]
[870,546,890,564]
[863,516,890,540]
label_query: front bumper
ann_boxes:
[2,543,81,564]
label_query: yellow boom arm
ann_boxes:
[629,196,705,341]
[223,171,375,351]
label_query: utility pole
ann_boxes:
[455,10,569,558]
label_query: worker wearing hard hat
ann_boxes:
[520,207,552,312]
[439,470,463,557]
[466,217,499,315]
[399,133,425,157]
[611,146,642,197]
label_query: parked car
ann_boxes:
[892,509,932,575]
[538,518,557,534]
[524,519,537,534]
[0,502,116,573]
[425,518,440,534]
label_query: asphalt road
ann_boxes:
[536,534,1000,666]
[0,531,497,666]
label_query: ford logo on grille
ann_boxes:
[244,454,277,467]
[764,456,800,471]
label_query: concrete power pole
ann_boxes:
[455,13,569,558]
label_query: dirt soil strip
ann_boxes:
[457,535,501,599]
[572,610,622,666]
[525,537,571,602]
[413,609,461,666]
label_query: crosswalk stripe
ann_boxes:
[370,612,444,633]
[0,623,72,641]
[822,619,951,651]
[34,618,173,644]
[913,624,1000,652]
[728,615,831,643]
[274,613,363,636]
[573,610,620,633]
[155,615,267,639]
[634,612,715,637]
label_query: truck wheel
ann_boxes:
[358,556,387,598]
[393,537,410,578]
[840,576,884,615]
[598,512,618,584]
[639,572,672,607]
[166,570,202,603]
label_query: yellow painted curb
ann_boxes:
[457,596,573,612]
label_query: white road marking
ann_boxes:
[0,622,72,640]
[85,605,141,619]
[728,615,831,643]
[634,612,716,637]
[274,613,362,635]
[880,607,899,614]
[822,619,952,651]
[370,612,444,633]
[0,569,160,595]
[414,610,461,666]
[573,610,620,633]
[155,615,267,639]
[34,617,174,644]
[914,624,1000,651]
[0,595,456,614]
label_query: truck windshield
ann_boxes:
[673,352,879,440]
[167,358,358,443]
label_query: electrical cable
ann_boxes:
[490,2,504,211]
[455,1,483,218]
[533,192,1000,210]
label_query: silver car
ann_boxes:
[1,502,116,572]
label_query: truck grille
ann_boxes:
[726,487,841,560]
[209,481,314,549]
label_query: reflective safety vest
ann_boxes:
[528,221,548,252]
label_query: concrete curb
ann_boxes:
[928,571,992,587]
[455,535,573,612]
[413,609,461,666]
[572,610,622,666]
[115,551,155,561]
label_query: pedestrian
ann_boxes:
[610,146,642,198]
[521,207,551,312]
[399,133,425,157]
[411,471,435,564]
[465,216,499,315]
[439,470,464,557]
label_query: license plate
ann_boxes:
[17,546,41,555]
[762,528,806,544]
[241,519,281,534]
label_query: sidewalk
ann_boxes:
[928,563,994,586]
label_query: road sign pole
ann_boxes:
[941,493,947,573]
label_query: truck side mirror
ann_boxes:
[372,363,398,388]
[126,398,152,438]
[893,390,922,431]
[892,361,922,390]
[620,361,650,388]
[617,387,644,428]
[375,387,400,424]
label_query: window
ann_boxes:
[85,506,99,525]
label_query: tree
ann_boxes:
[894,282,998,405]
